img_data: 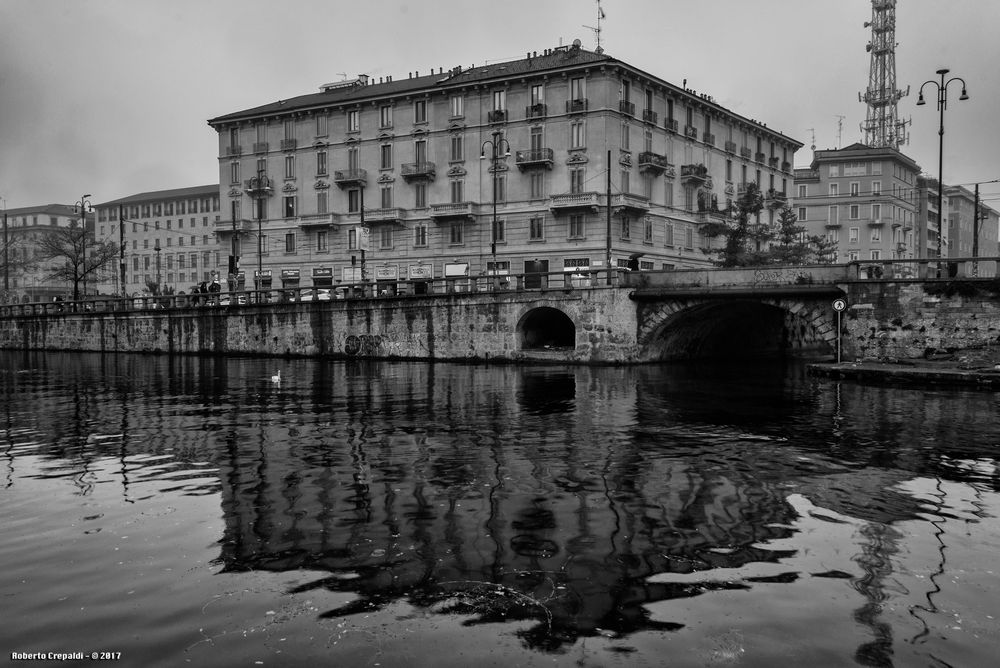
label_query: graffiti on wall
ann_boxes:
[344,334,383,356]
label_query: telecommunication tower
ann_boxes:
[859,0,910,148]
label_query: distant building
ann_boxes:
[793,143,921,263]
[944,185,999,264]
[1,203,95,303]
[915,175,945,259]
[207,41,801,292]
[93,185,221,296]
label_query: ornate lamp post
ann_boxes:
[917,69,968,260]
[153,243,162,294]
[244,171,272,302]
[73,194,93,300]
[480,129,510,287]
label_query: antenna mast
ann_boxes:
[859,0,910,148]
[583,0,606,54]
[835,115,846,148]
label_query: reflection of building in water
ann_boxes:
[215,364,810,645]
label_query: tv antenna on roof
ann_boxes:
[583,0,606,53]
[835,115,846,148]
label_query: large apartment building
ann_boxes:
[944,184,999,263]
[93,185,222,295]
[1,204,95,302]
[207,41,801,292]
[794,143,921,264]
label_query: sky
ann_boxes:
[2,0,999,210]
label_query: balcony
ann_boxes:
[725,140,737,154]
[253,142,269,154]
[684,125,698,139]
[487,109,508,124]
[401,161,436,182]
[364,207,407,224]
[280,138,297,151]
[637,151,670,175]
[566,98,588,114]
[430,202,475,220]
[610,193,650,216]
[333,168,368,188]
[768,157,780,168]
[680,163,710,185]
[298,213,338,229]
[740,146,752,159]
[525,103,548,119]
[702,132,715,146]
[665,118,679,133]
[225,145,243,157]
[642,109,658,124]
[549,192,600,214]
[782,160,792,173]
[765,189,788,207]
[515,148,554,171]
[619,100,635,115]
[755,152,766,163]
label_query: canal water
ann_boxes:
[2,351,999,667]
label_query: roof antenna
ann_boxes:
[835,114,846,148]
[583,0,605,53]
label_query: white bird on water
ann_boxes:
[271,370,282,384]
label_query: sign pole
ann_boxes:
[832,298,847,364]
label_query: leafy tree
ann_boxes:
[700,181,773,267]
[767,205,838,265]
[0,236,34,301]
[36,224,120,300]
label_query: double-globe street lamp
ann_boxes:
[917,69,968,261]
[244,171,273,302]
[480,129,510,287]
[73,194,93,300]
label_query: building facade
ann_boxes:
[93,185,222,296]
[207,42,801,292]
[793,143,921,264]
[915,175,946,258]
[1,204,95,303]
[944,185,999,263]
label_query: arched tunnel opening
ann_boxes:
[643,301,831,362]
[518,307,576,350]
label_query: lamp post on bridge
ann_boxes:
[73,194,93,300]
[244,171,272,302]
[917,69,969,262]
[480,129,510,287]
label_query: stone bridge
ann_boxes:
[2,259,999,364]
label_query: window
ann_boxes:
[642,173,653,199]
[379,105,392,128]
[530,172,545,199]
[849,205,859,219]
[450,95,463,118]
[664,181,673,207]
[621,122,630,150]
[829,206,839,225]
[872,203,881,220]
[260,235,268,255]
[347,146,359,171]
[413,224,428,247]
[872,181,881,196]
[570,77,585,101]
[665,222,674,247]
[850,182,860,196]
[494,219,506,244]
[348,189,360,213]
[621,79,631,103]
[229,127,239,149]
[317,230,328,252]
[684,186,695,211]
[380,144,393,170]
[798,207,807,221]
[570,168,585,194]
[415,139,427,164]
[413,99,427,124]
[529,216,544,240]
[798,184,807,198]
[283,196,296,218]
[849,227,860,243]
[621,169,630,194]
[414,182,427,208]
[316,114,328,136]
[531,84,544,105]
[871,162,882,176]
[285,155,295,179]
[830,183,839,196]
[256,122,266,143]
[644,217,653,242]
[684,227,694,250]
[871,250,881,260]
[317,191,328,214]
[450,135,464,161]
[871,227,881,243]
[829,164,840,177]
[379,226,393,249]
[450,179,464,203]
[570,120,585,148]
[256,158,266,175]
[230,161,240,184]
[493,174,506,203]
[347,110,359,132]
[666,99,675,123]
[317,151,328,175]
[449,221,464,244]
[348,228,357,250]
[380,185,393,208]
[285,232,296,253]
[569,214,585,238]
[492,89,506,111]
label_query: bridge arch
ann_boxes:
[636,297,838,361]
[517,306,576,350]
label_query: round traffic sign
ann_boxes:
[832,298,847,312]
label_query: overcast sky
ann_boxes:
[2,0,999,210]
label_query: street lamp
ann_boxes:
[244,170,273,302]
[917,69,968,261]
[74,194,93,300]
[480,129,510,287]
[153,243,162,294]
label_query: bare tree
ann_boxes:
[36,225,120,300]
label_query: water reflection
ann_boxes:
[2,351,999,662]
